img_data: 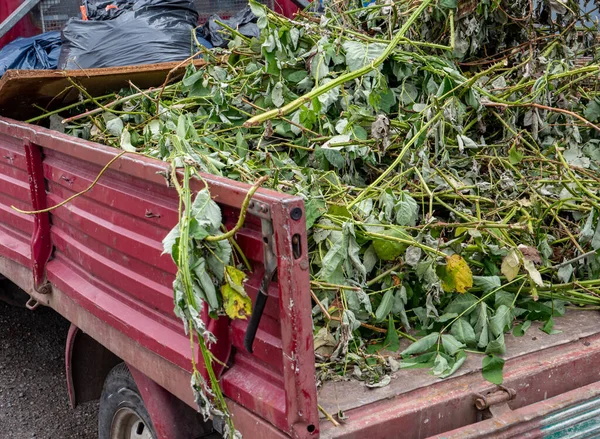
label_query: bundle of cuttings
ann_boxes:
[27,0,600,433]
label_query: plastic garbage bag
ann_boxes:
[199,6,259,48]
[0,32,61,77]
[86,0,137,20]
[58,0,199,70]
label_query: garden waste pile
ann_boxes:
[31,0,600,433]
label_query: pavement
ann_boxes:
[0,298,98,439]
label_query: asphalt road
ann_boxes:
[0,298,98,439]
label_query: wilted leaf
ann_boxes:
[221,266,251,320]
[366,375,391,388]
[440,254,473,293]
[314,327,337,357]
[523,259,544,287]
[120,130,136,152]
[501,249,521,281]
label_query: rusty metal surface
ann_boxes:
[430,381,600,439]
[318,311,600,417]
[0,61,204,120]
[318,314,600,438]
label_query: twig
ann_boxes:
[318,404,340,427]
[12,152,127,214]
[552,250,597,270]
[205,176,269,242]
[243,0,434,127]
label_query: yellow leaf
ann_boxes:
[501,249,521,281]
[455,227,468,237]
[221,266,251,320]
[441,254,473,294]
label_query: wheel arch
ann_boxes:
[66,324,214,439]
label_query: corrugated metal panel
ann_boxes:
[542,397,600,438]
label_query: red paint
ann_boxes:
[0,117,319,438]
[0,0,39,49]
[24,141,52,291]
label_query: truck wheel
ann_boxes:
[99,363,157,439]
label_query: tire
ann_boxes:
[98,363,157,439]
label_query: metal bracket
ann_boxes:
[246,199,271,220]
[25,297,40,311]
[244,217,277,353]
[474,386,517,420]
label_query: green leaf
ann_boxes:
[342,41,387,73]
[439,350,467,378]
[162,224,180,256]
[372,229,410,261]
[445,293,478,315]
[451,319,477,346]
[322,147,345,168]
[395,192,419,226]
[474,302,489,348]
[485,334,506,355]
[383,315,400,352]
[375,290,395,321]
[440,0,457,8]
[509,145,524,164]
[188,218,209,241]
[272,82,285,107]
[193,257,220,311]
[441,334,465,356]
[584,99,600,122]
[482,355,505,385]
[490,305,512,337]
[105,116,124,137]
[557,263,573,283]
[541,317,562,335]
[512,320,531,337]
[401,332,439,356]
[317,230,347,281]
[305,198,327,230]
[192,190,222,231]
[432,353,450,376]
[399,352,436,369]
[473,276,502,292]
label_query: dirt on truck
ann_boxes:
[3,0,600,439]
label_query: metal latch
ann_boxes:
[244,218,277,353]
[474,386,517,420]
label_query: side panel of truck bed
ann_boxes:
[0,117,319,438]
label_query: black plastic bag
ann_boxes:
[199,6,259,48]
[0,32,61,77]
[58,0,199,70]
[86,0,137,20]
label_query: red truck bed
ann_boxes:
[2,114,600,439]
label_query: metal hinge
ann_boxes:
[474,386,517,420]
